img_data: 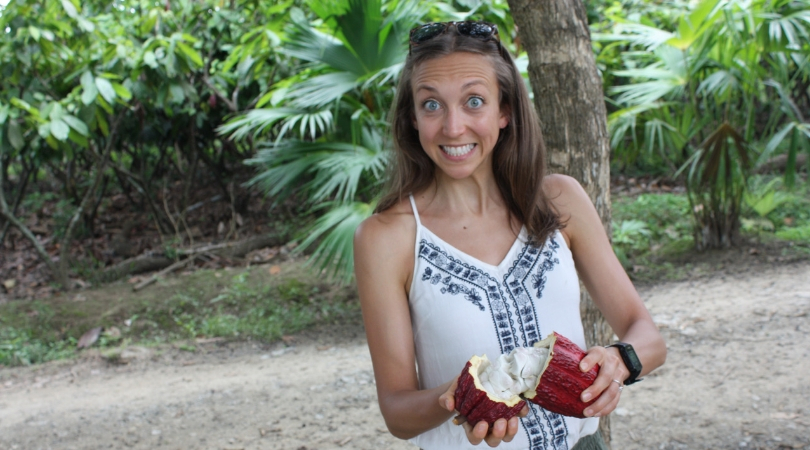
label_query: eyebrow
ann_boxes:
[414,79,489,94]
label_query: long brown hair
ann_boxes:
[376,25,562,244]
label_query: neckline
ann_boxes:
[418,223,528,271]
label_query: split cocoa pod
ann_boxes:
[453,332,599,424]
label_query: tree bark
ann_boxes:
[507,0,614,445]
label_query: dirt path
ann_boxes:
[1,261,809,450]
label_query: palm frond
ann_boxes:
[218,107,303,140]
[287,72,360,109]
[297,201,376,283]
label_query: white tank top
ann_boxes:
[406,195,599,450]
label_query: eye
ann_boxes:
[467,96,484,108]
[423,100,440,111]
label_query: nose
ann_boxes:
[443,108,465,137]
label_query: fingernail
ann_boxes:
[582,392,592,402]
[580,362,587,370]
[445,399,452,410]
[584,409,593,417]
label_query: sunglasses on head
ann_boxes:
[409,21,500,52]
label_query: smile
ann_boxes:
[440,144,476,157]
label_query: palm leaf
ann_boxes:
[218,107,304,140]
[297,201,375,283]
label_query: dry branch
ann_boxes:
[99,233,287,282]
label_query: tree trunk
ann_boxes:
[507,0,614,445]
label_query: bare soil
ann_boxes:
[1,260,810,450]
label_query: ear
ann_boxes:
[498,104,512,130]
[498,108,510,129]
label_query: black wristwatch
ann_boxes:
[607,342,643,385]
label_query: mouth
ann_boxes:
[440,143,476,157]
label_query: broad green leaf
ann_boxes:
[29,26,41,41]
[81,83,98,105]
[80,71,94,91]
[255,91,275,109]
[48,103,65,121]
[77,17,95,33]
[68,129,89,148]
[112,83,132,101]
[176,42,203,67]
[169,84,185,103]
[143,50,158,68]
[38,122,51,139]
[50,119,70,141]
[8,121,24,151]
[96,110,109,136]
[95,77,116,104]
[140,10,159,35]
[60,0,79,18]
[62,115,89,136]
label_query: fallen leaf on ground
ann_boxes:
[2,279,15,290]
[269,265,281,275]
[77,327,103,349]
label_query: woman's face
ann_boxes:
[411,51,508,181]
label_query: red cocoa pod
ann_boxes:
[523,332,599,418]
[454,356,527,426]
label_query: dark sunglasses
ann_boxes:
[409,21,500,52]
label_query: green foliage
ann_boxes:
[598,0,810,249]
[0,265,358,366]
[0,0,296,283]
[776,225,810,242]
[612,192,694,266]
[165,272,357,342]
[221,0,425,282]
[741,175,810,239]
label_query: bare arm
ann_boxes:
[546,175,667,417]
[354,213,454,439]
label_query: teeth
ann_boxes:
[441,144,475,157]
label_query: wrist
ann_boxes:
[606,342,643,385]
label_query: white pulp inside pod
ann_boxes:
[477,347,550,400]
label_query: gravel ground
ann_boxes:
[1,261,809,450]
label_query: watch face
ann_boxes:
[623,344,641,369]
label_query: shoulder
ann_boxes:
[355,198,415,250]
[541,174,603,251]
[542,174,594,223]
[541,173,590,212]
[354,197,417,285]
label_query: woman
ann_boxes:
[353,21,666,450]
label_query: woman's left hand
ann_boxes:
[577,346,629,418]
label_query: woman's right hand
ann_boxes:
[438,379,528,447]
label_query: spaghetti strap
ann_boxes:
[408,194,422,226]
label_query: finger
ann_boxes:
[484,418,507,447]
[581,355,621,403]
[579,346,606,372]
[585,389,621,417]
[439,379,459,412]
[583,381,622,417]
[519,404,530,418]
[502,416,521,443]
[461,420,484,446]
[472,421,489,444]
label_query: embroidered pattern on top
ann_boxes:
[417,234,569,450]
[505,238,560,347]
[503,237,568,450]
[418,240,517,354]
